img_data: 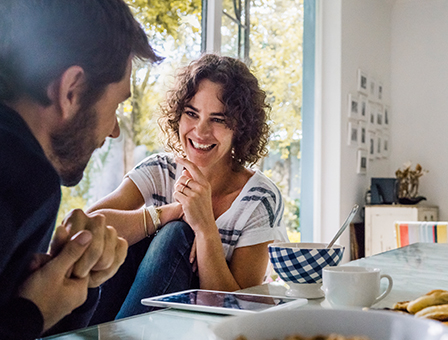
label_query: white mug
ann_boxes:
[322,266,393,308]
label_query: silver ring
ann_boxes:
[180,185,186,194]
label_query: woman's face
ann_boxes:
[178,79,233,170]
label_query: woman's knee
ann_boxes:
[132,221,196,292]
[156,220,194,246]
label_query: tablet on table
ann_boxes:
[141,289,308,316]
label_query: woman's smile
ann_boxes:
[189,139,216,152]
[179,79,233,170]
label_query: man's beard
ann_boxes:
[50,105,99,187]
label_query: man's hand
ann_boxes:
[18,230,93,332]
[51,209,128,287]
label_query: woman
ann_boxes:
[88,54,288,323]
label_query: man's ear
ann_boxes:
[48,66,85,121]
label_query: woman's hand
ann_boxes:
[189,238,198,273]
[158,202,184,226]
[173,157,216,235]
[172,157,268,291]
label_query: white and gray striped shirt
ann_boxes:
[126,153,288,262]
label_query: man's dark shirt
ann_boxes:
[0,103,98,339]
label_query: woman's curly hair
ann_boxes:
[158,54,271,171]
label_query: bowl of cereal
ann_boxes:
[268,243,344,299]
[211,308,448,340]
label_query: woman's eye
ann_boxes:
[212,117,226,124]
[184,110,197,118]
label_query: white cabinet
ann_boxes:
[364,205,438,256]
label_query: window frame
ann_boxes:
[202,0,316,240]
[300,0,317,242]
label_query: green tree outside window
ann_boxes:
[58,0,303,241]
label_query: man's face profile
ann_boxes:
[51,59,132,187]
[50,104,99,187]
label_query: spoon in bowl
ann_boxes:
[326,204,359,249]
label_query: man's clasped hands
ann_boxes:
[18,210,127,332]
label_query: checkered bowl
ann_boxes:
[269,243,345,285]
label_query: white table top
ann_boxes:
[41,243,448,339]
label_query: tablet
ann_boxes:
[141,289,307,315]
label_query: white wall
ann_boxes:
[390,0,448,219]
[317,0,448,261]
[315,0,342,245]
[317,0,393,261]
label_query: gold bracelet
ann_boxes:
[146,205,161,234]
[142,207,150,237]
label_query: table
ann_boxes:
[41,243,448,340]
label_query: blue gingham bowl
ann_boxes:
[269,242,344,299]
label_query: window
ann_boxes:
[299,0,316,241]
[209,0,304,239]
[58,0,203,223]
[58,0,311,242]
[221,0,250,60]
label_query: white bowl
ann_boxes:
[211,308,448,340]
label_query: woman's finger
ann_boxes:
[189,238,197,263]
[176,174,194,189]
[175,181,189,195]
[88,236,128,288]
[91,226,117,271]
[175,156,205,183]
[173,189,186,203]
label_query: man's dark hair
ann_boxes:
[0,0,161,107]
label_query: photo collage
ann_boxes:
[348,69,390,174]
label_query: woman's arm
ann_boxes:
[86,178,183,245]
[228,241,272,288]
[174,157,273,291]
[195,230,271,290]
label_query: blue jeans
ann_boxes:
[89,221,198,325]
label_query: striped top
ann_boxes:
[126,153,288,262]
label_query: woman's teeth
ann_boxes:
[191,140,214,151]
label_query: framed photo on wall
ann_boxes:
[376,132,382,159]
[358,121,367,148]
[384,105,390,126]
[358,94,368,121]
[357,69,368,95]
[382,134,390,158]
[369,77,376,98]
[378,82,383,101]
[376,104,383,126]
[348,94,359,118]
[368,101,376,130]
[347,120,358,146]
[357,149,368,174]
[368,131,376,160]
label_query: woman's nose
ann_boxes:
[196,119,211,135]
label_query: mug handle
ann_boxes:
[374,274,393,304]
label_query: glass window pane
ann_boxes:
[57,0,202,223]
[250,0,304,239]
[221,8,240,58]
[221,0,249,59]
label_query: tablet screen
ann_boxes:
[141,289,305,315]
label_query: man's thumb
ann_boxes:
[53,230,92,277]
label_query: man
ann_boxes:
[0,0,161,338]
